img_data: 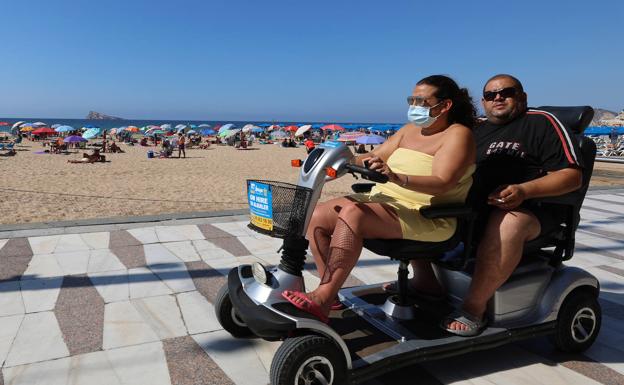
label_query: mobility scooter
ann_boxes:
[216,106,601,385]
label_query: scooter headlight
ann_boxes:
[252,262,270,285]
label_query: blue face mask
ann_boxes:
[407,101,443,128]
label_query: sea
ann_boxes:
[0,117,399,133]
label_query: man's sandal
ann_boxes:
[441,309,487,337]
[382,281,446,302]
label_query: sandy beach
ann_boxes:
[1,140,623,225]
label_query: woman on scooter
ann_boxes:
[282,75,478,323]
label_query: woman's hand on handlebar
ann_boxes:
[362,156,400,184]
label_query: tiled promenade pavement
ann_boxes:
[0,188,623,385]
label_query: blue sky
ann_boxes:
[1,0,622,122]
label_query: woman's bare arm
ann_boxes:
[390,124,475,195]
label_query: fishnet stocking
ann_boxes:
[320,217,362,285]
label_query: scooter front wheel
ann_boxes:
[270,334,347,385]
[215,283,254,338]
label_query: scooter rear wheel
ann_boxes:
[550,289,601,353]
[215,283,254,338]
[270,334,347,385]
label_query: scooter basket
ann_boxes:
[246,180,313,238]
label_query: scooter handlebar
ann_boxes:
[345,163,389,183]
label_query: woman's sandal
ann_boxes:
[282,290,329,323]
[441,309,487,337]
[382,281,446,302]
[330,298,346,311]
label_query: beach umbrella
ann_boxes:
[356,134,386,145]
[64,135,87,143]
[0,122,9,126]
[160,124,172,130]
[198,124,211,128]
[241,124,255,133]
[187,129,197,135]
[55,125,74,133]
[337,132,366,142]
[125,126,139,132]
[175,124,187,130]
[200,128,216,136]
[218,123,235,133]
[148,130,166,136]
[270,130,288,139]
[12,121,25,129]
[321,124,345,131]
[224,128,242,139]
[82,128,102,139]
[267,124,281,131]
[295,124,312,137]
[251,127,264,133]
[32,127,56,135]
[20,126,35,132]
[284,125,299,132]
[32,121,47,127]
[51,124,61,129]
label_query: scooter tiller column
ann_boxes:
[278,236,309,276]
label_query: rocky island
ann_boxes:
[86,111,125,120]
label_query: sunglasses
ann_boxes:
[483,87,518,101]
[406,96,440,107]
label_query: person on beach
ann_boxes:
[281,75,477,323]
[404,74,582,336]
[178,133,186,158]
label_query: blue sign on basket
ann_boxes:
[248,181,274,231]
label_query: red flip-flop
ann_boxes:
[330,298,346,311]
[282,290,329,323]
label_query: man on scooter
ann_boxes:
[441,74,584,335]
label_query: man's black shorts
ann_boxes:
[474,201,567,243]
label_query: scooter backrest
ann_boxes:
[533,106,597,232]
[535,106,594,135]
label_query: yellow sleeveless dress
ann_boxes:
[350,148,475,242]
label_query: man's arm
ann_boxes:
[488,168,582,209]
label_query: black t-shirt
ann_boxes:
[472,109,583,205]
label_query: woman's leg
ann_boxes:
[306,197,357,279]
[304,202,403,315]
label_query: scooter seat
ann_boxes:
[363,228,462,260]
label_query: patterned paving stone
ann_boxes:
[0,238,33,283]
[193,330,270,385]
[88,269,129,303]
[198,224,252,257]
[105,342,172,385]
[20,277,63,313]
[163,336,234,385]
[131,295,187,339]
[144,244,196,293]
[4,311,69,367]
[79,232,110,250]
[22,253,63,279]
[102,301,160,350]
[3,351,122,385]
[109,230,146,269]
[54,275,105,355]
[162,241,201,262]
[0,281,24,316]
[185,260,227,304]
[176,291,221,335]
[0,314,23,367]
[27,235,59,255]
[197,224,236,240]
